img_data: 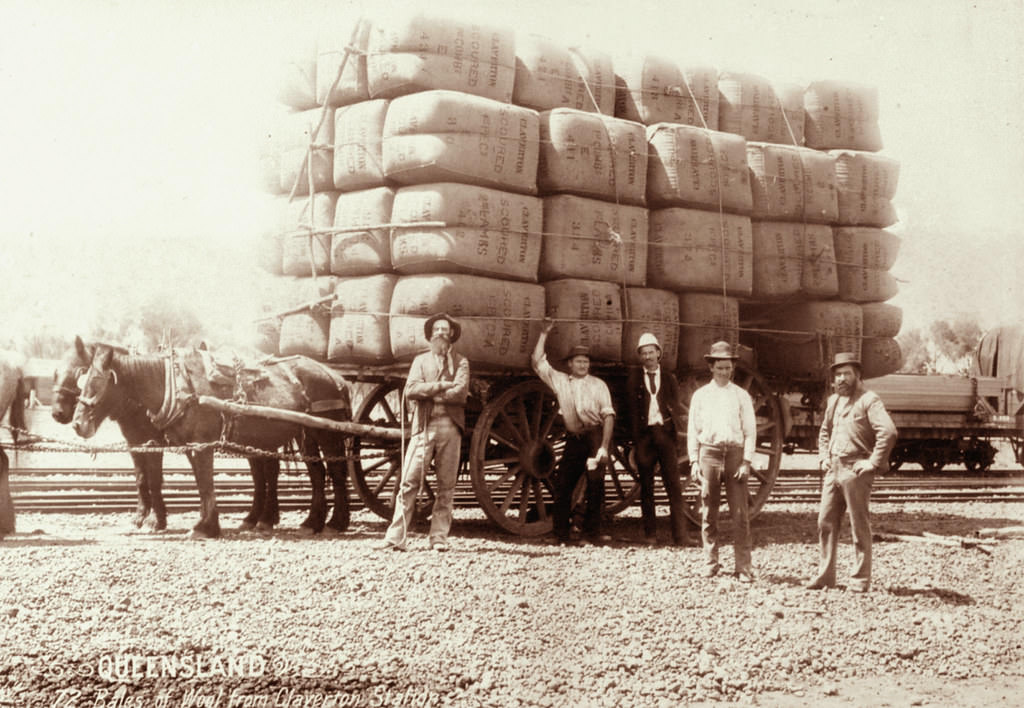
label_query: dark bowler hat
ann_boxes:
[703,341,739,362]
[564,345,591,361]
[829,352,862,372]
[423,312,461,343]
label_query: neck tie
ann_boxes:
[441,356,451,381]
[647,370,657,396]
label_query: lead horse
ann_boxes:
[70,340,352,538]
[0,350,28,537]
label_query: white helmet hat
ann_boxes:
[636,332,662,354]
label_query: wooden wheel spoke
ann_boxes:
[530,394,545,438]
[499,472,526,514]
[532,478,548,520]
[756,418,778,436]
[370,465,398,497]
[484,455,520,467]
[513,396,532,441]
[539,401,561,440]
[496,410,526,446]
[517,476,531,521]
[488,428,520,452]
[488,465,519,496]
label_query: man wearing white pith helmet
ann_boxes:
[627,332,691,546]
[687,341,757,581]
[375,312,469,553]
[532,318,616,546]
[807,352,897,593]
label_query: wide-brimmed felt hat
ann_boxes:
[703,341,739,362]
[829,352,862,372]
[564,345,591,361]
[423,312,461,343]
[636,332,662,354]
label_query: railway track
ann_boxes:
[8,468,1024,514]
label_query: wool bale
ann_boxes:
[751,221,837,300]
[331,187,394,276]
[833,227,901,303]
[316,20,371,107]
[647,208,753,297]
[646,123,752,213]
[743,301,862,379]
[540,195,648,285]
[543,279,623,362]
[861,302,902,338]
[275,44,318,111]
[276,276,338,360]
[389,274,544,368]
[278,108,336,196]
[253,318,281,356]
[333,99,388,192]
[861,338,903,379]
[804,80,883,152]
[257,231,284,275]
[831,150,900,227]
[390,183,543,282]
[623,288,679,370]
[280,192,339,277]
[383,90,540,195]
[718,72,805,145]
[538,109,647,205]
[514,35,615,113]
[328,274,397,364]
[614,55,719,129]
[678,294,739,371]
[367,13,516,103]
[747,143,838,223]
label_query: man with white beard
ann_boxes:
[375,313,469,552]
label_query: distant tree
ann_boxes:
[88,291,206,352]
[898,316,984,375]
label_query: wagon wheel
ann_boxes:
[349,381,433,523]
[678,363,784,523]
[470,380,562,536]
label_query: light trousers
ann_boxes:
[812,456,874,590]
[698,446,752,573]
[385,416,461,547]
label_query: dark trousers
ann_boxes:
[636,423,689,543]
[553,428,605,540]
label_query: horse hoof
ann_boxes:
[297,525,318,537]
[238,520,257,532]
[188,529,215,540]
[321,525,342,537]
[255,521,275,534]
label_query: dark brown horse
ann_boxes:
[53,341,168,530]
[1,350,29,537]
[70,340,352,538]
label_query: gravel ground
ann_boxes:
[1,501,1022,707]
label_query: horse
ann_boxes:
[53,341,169,530]
[0,350,29,537]
[69,339,352,538]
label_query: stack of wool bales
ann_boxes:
[256,12,904,379]
[740,79,902,379]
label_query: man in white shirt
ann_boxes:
[687,341,757,581]
[532,318,616,546]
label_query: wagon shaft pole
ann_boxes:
[196,396,406,441]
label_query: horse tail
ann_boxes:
[9,375,27,445]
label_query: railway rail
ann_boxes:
[8,469,1024,515]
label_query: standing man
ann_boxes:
[532,318,616,546]
[628,333,691,546]
[687,341,757,581]
[807,352,897,592]
[376,313,469,552]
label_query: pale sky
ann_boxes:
[1,0,1022,348]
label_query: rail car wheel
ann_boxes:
[349,381,433,524]
[679,363,785,524]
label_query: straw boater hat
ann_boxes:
[829,352,861,372]
[703,341,739,362]
[423,313,461,343]
[636,332,662,354]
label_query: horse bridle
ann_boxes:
[71,363,118,411]
[53,366,87,402]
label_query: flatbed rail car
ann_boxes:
[782,373,1024,473]
[327,360,786,537]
